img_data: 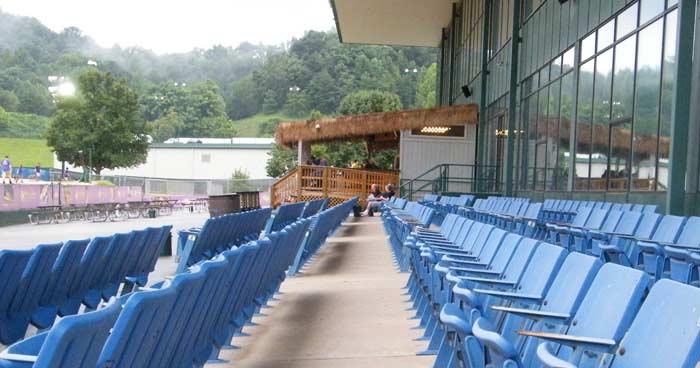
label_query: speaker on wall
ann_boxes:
[461,85,472,99]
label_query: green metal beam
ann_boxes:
[477,0,492,192]
[666,0,696,215]
[504,0,521,196]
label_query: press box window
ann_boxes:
[411,125,466,137]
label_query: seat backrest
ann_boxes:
[600,210,624,233]
[474,228,508,265]
[97,281,179,367]
[0,249,34,314]
[70,236,113,299]
[610,279,700,367]
[10,243,62,317]
[642,204,657,213]
[524,203,542,219]
[675,216,700,246]
[41,239,91,307]
[35,298,122,368]
[487,234,523,273]
[584,209,609,230]
[501,238,539,282]
[632,213,661,239]
[613,211,643,235]
[558,263,651,365]
[650,215,685,243]
[571,207,593,227]
[516,243,567,295]
[541,253,602,316]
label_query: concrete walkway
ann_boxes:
[213,216,432,368]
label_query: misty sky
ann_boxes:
[0,0,336,54]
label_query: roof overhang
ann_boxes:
[330,0,455,47]
[275,104,478,148]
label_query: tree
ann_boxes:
[266,144,296,178]
[46,69,150,176]
[258,118,281,137]
[192,116,237,138]
[0,89,20,111]
[338,90,403,115]
[283,91,310,117]
[415,63,437,108]
[0,106,8,129]
[226,75,261,119]
[150,110,184,142]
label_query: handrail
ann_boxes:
[399,163,501,200]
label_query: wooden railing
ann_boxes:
[270,165,400,208]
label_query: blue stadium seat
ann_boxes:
[0,298,121,368]
[0,243,61,345]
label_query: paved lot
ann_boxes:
[212,216,433,368]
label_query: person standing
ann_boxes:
[35,163,41,181]
[1,156,11,184]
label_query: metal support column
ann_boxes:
[666,0,696,215]
[505,0,521,196]
[477,0,492,192]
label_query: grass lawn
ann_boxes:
[0,138,53,167]
[233,112,307,137]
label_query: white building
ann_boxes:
[54,138,274,180]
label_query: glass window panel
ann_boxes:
[562,47,575,73]
[609,120,632,191]
[591,49,613,191]
[527,94,538,189]
[632,19,663,191]
[557,73,575,190]
[617,3,639,40]
[667,0,678,6]
[612,35,637,121]
[551,55,562,79]
[535,87,549,190]
[640,0,664,24]
[576,60,595,190]
[658,10,677,191]
[597,20,615,52]
[547,79,561,190]
[581,32,596,61]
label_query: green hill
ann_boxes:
[0,137,53,167]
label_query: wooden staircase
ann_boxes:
[270,165,399,208]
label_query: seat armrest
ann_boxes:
[463,277,516,286]
[519,330,616,350]
[490,306,570,323]
[0,353,38,362]
[472,318,519,360]
[473,289,542,304]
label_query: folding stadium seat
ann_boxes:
[511,202,542,236]
[549,208,608,249]
[0,243,61,345]
[466,252,602,368]
[570,209,624,254]
[58,235,113,317]
[600,279,700,367]
[0,249,35,343]
[545,207,593,244]
[435,242,566,368]
[598,212,661,265]
[630,215,685,279]
[646,216,700,283]
[82,232,133,309]
[124,226,173,291]
[96,279,180,367]
[0,298,121,368]
[474,262,650,368]
[31,239,90,330]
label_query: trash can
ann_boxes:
[207,193,241,217]
[148,208,157,218]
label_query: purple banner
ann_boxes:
[0,184,144,211]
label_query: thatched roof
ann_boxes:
[275,104,479,148]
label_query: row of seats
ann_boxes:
[382,198,435,270]
[388,210,700,367]
[176,208,271,273]
[540,198,657,223]
[287,198,357,275]
[0,218,312,368]
[422,194,476,216]
[436,195,700,287]
[0,226,172,345]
